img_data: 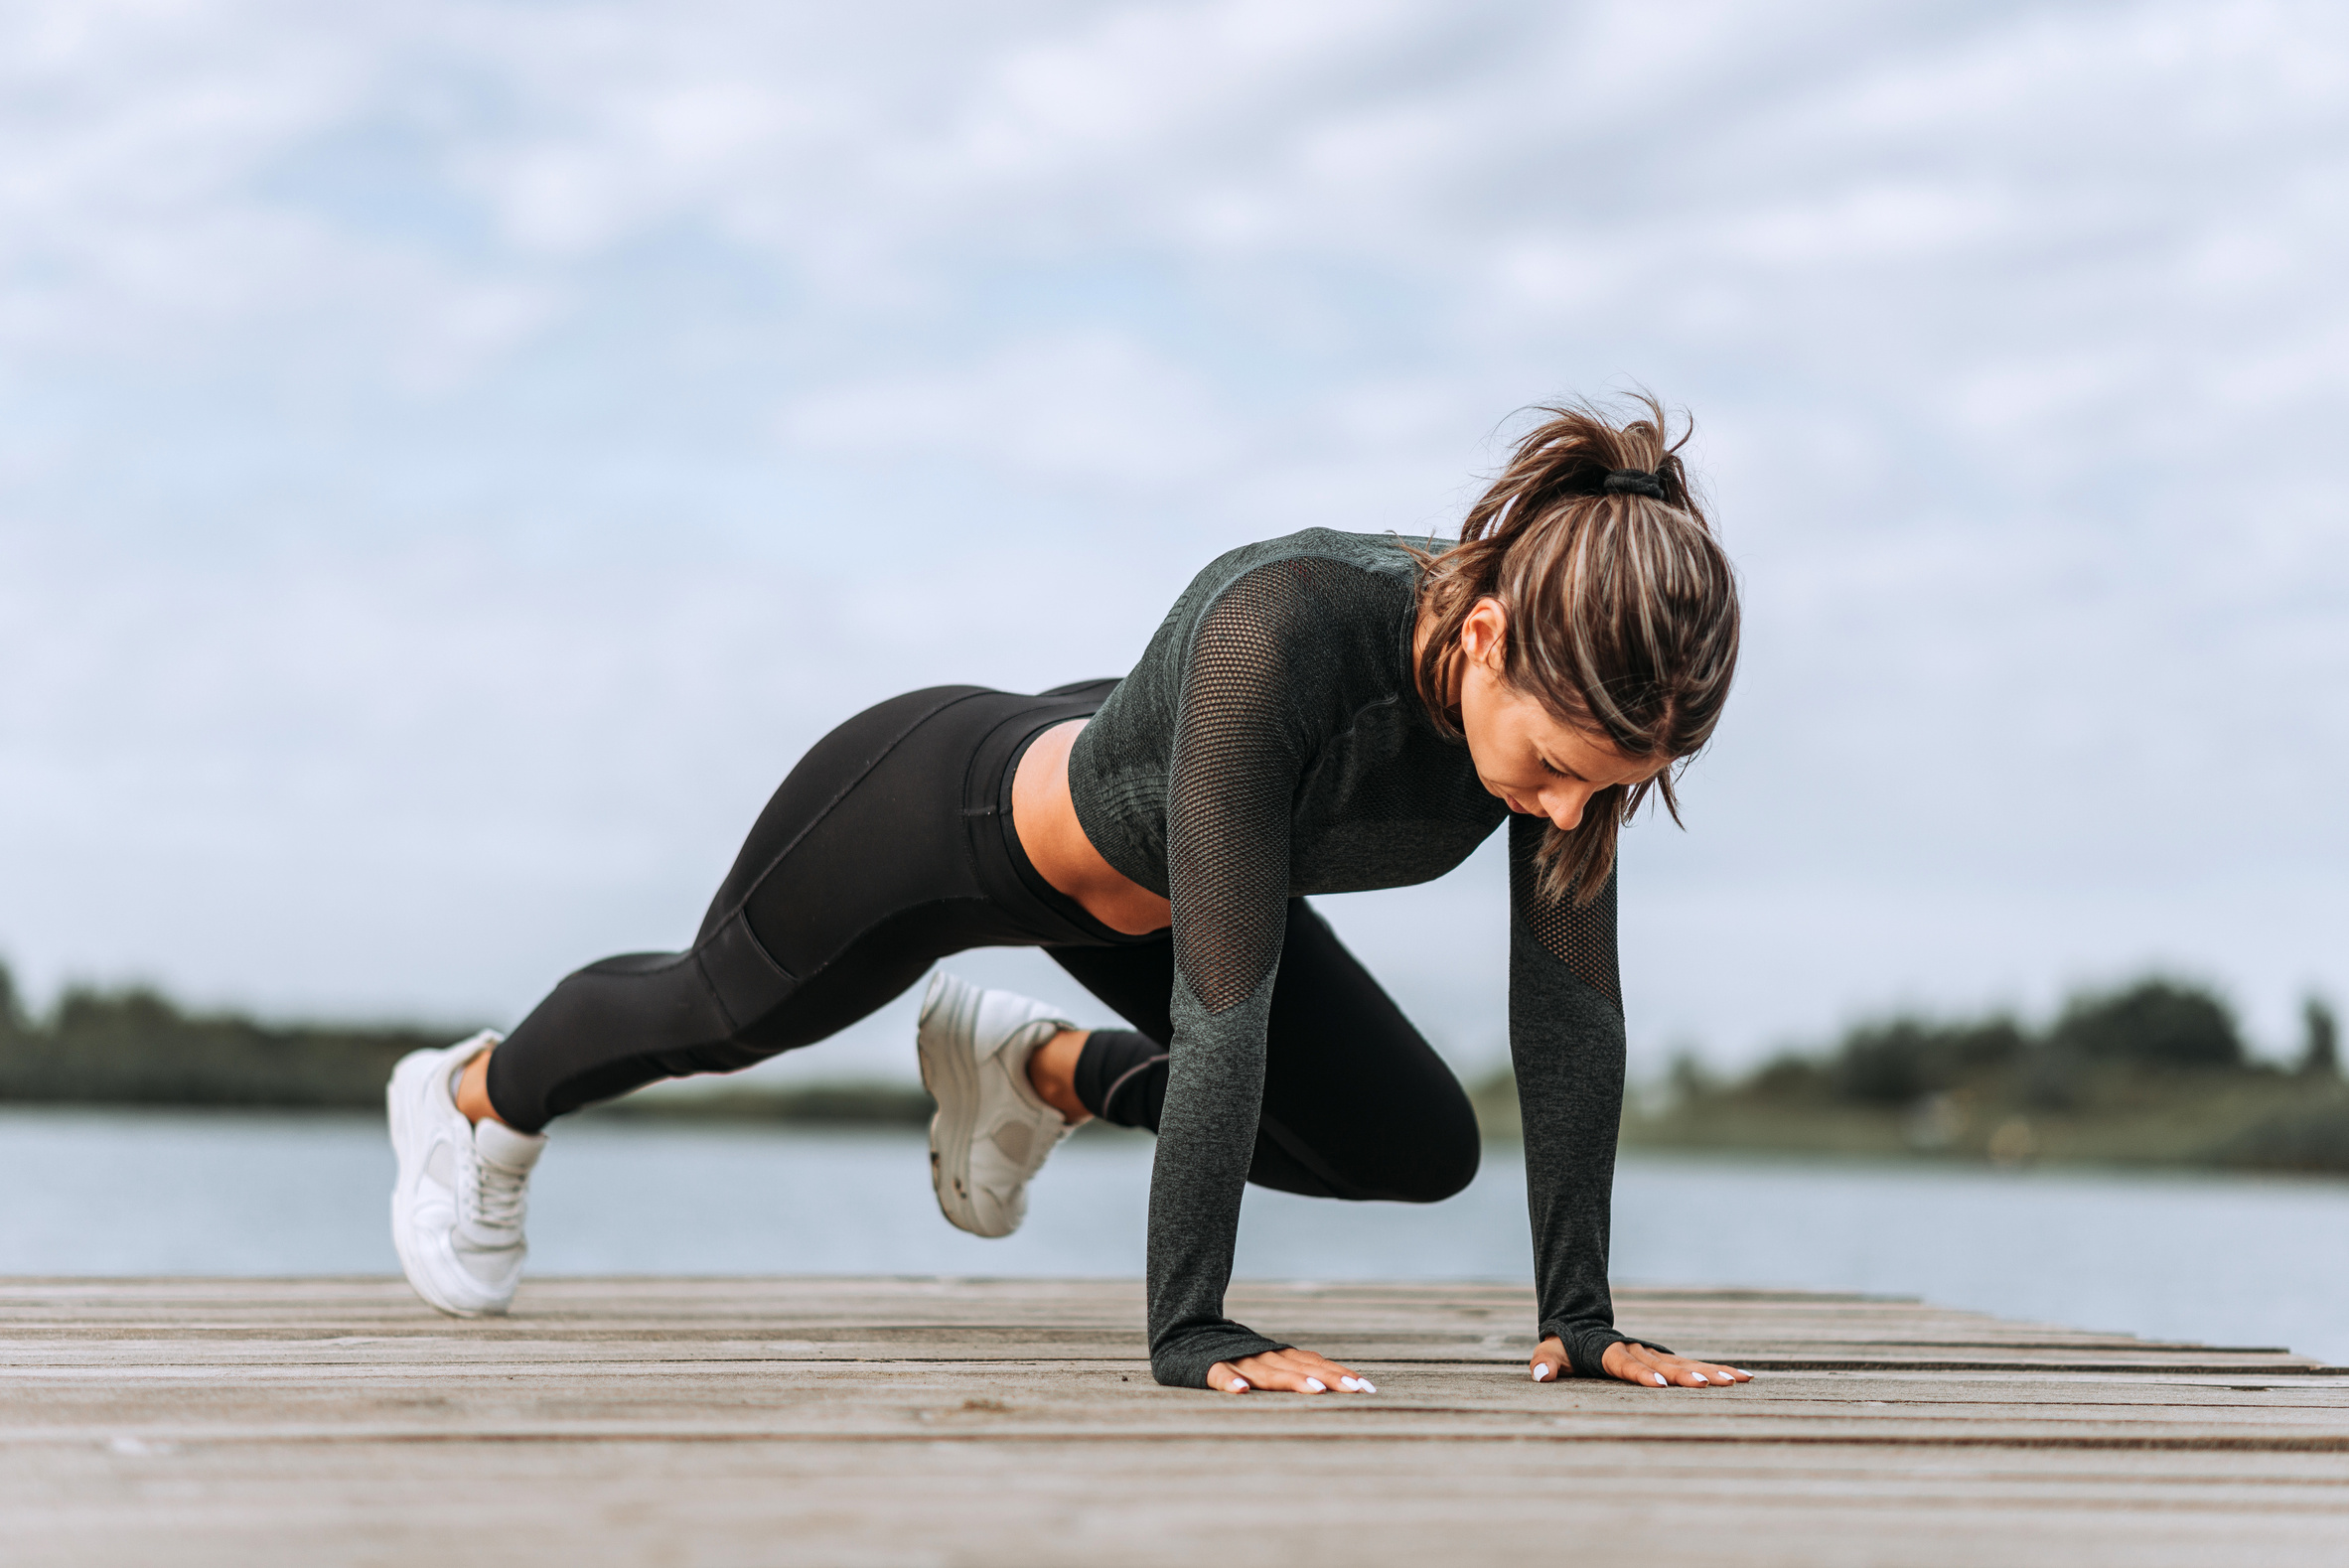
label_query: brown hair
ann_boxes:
[1410,394,1741,904]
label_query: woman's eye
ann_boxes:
[1539,755,1567,778]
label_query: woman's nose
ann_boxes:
[1544,785,1593,833]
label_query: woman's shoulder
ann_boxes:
[1084,528,1432,771]
[1183,527,1430,608]
[1151,529,1427,700]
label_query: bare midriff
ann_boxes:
[1011,719,1172,936]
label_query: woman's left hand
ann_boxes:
[1527,1336,1753,1388]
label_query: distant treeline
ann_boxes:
[1618,978,2347,1174]
[9,959,2345,1171]
[1737,977,2336,1100]
[0,960,933,1122]
[0,962,461,1110]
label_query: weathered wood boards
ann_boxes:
[4,1277,2343,1566]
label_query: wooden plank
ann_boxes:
[1,1277,2341,1567]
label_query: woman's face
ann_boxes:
[1452,601,1664,831]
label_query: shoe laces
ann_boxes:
[459,1144,529,1238]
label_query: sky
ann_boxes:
[0,0,2342,1086]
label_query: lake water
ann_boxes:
[6,1107,2343,1364]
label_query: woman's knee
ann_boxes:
[1256,1096,1481,1204]
[1368,1079,1482,1202]
[1402,1107,1482,1203]
[1364,1066,1483,1202]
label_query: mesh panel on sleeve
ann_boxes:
[1169,558,1400,1014]
[1511,816,1623,1011]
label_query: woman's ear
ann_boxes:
[1459,599,1509,669]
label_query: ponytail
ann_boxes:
[1408,394,1740,904]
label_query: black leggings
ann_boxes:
[486,684,1480,1204]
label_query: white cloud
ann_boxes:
[779,332,1246,489]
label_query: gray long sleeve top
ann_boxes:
[1067,528,1642,1388]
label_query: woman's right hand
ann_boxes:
[1524,1337,1751,1387]
[1205,1347,1378,1394]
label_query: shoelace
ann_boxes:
[459,1147,529,1237]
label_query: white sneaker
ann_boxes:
[387,1031,546,1317]
[918,972,1078,1238]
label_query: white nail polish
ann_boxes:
[1228,1378,1248,1392]
[1360,1381,1377,1393]
[1652,1373,1667,1385]
[1533,1363,1553,1381]
[1692,1373,1709,1383]
[1338,1376,1361,1390]
[1303,1378,1325,1392]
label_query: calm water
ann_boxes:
[6,1107,2343,1363]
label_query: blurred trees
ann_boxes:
[1829,1018,2029,1105]
[1636,975,2349,1173]
[9,953,2340,1157]
[2300,998,2339,1077]
[2047,981,2243,1069]
[0,959,460,1110]
[0,958,933,1123]
[1742,978,2254,1114]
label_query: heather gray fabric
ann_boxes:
[1068,528,1644,1388]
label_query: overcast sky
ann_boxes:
[0,0,2342,1085]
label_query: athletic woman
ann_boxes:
[387,397,1747,1395]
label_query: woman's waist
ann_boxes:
[954,685,1165,948]
[1004,714,1169,940]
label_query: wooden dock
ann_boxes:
[5,1276,2344,1566]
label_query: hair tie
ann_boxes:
[1602,469,1667,499]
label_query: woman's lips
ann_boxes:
[1485,780,1541,815]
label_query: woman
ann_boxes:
[387,396,1748,1395]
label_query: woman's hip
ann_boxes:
[701,682,1125,983]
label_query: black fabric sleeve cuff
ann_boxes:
[1544,1323,1674,1379]
[1151,1329,1292,1389]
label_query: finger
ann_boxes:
[1618,1347,1674,1388]
[1246,1363,1338,1394]
[1604,1342,1758,1390]
[1269,1350,1374,1393]
[1219,1354,1303,1393]
[1634,1353,1706,1387]
[1530,1337,1567,1383]
[1309,1361,1376,1393]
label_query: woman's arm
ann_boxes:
[1506,813,1750,1389]
[1140,568,1320,1388]
[1508,811,1638,1375]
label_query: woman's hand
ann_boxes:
[1205,1348,1378,1394]
[1527,1336,1754,1388]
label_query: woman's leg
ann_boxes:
[485,686,1038,1132]
[1049,901,1482,1203]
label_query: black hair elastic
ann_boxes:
[1602,469,1667,499]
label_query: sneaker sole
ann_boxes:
[916,973,994,1237]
